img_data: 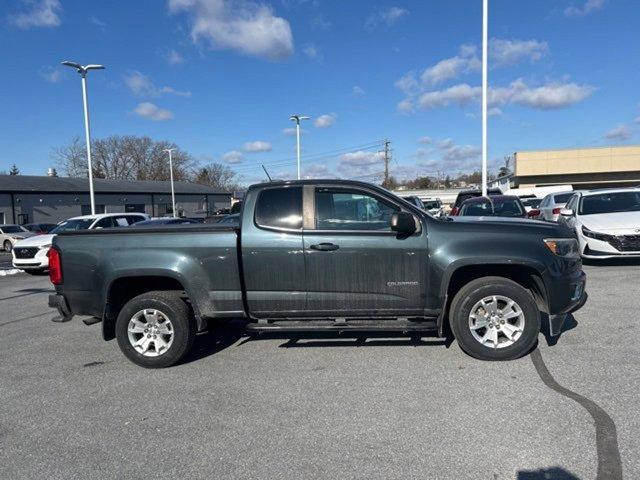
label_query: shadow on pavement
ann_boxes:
[517,466,581,479]
[540,313,578,347]
[182,325,245,364]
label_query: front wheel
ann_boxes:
[115,291,196,368]
[449,277,540,361]
[4,240,12,252]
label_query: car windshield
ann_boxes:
[50,218,95,233]
[554,192,574,203]
[579,191,640,215]
[423,200,440,209]
[461,198,524,217]
[523,199,541,208]
[1,225,26,233]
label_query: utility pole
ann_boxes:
[383,139,391,187]
[163,148,177,217]
[481,0,488,196]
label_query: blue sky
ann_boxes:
[1,0,639,184]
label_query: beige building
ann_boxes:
[514,145,640,189]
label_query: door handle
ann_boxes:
[310,242,339,251]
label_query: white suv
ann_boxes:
[12,213,148,273]
[559,188,640,259]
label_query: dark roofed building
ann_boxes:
[0,175,232,225]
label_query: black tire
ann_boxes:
[449,277,540,361]
[4,240,12,252]
[115,291,196,368]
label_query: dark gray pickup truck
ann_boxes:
[49,180,586,368]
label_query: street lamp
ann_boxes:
[289,114,310,180]
[61,61,105,215]
[163,148,177,218]
[481,0,488,196]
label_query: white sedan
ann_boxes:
[559,188,640,259]
[12,212,148,273]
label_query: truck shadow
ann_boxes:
[517,466,581,479]
[540,313,578,347]
[259,331,452,349]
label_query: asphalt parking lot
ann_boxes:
[1,261,638,480]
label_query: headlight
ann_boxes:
[581,226,612,241]
[38,244,52,250]
[544,238,580,258]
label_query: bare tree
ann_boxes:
[52,135,196,181]
[194,163,241,192]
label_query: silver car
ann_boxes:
[0,224,35,252]
[537,191,575,221]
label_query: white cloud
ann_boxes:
[222,150,244,163]
[90,16,107,29]
[168,0,294,61]
[133,102,174,121]
[418,136,433,144]
[489,79,595,110]
[604,124,632,141]
[39,66,62,83]
[394,72,419,95]
[441,144,482,162]
[302,43,320,60]
[302,164,332,178]
[10,0,61,29]
[282,127,297,136]
[243,140,272,152]
[419,84,481,109]
[397,98,414,114]
[488,107,503,117]
[490,39,548,66]
[124,70,191,97]
[352,85,365,96]
[314,113,336,128]
[337,150,385,178]
[420,45,480,86]
[565,0,604,17]
[365,6,408,29]
[166,49,185,65]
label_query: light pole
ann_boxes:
[289,114,310,180]
[481,0,488,196]
[61,61,105,215]
[163,148,177,218]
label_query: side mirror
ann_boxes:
[390,212,417,235]
[560,208,574,217]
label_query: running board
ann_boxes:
[246,318,437,333]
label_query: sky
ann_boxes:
[0,0,639,185]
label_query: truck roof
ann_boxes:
[247,179,389,190]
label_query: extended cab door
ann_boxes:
[302,185,428,317]
[240,186,306,317]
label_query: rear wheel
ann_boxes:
[115,291,195,368]
[449,277,540,361]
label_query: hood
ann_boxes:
[449,215,573,236]
[581,211,640,234]
[13,234,55,247]
[6,232,35,240]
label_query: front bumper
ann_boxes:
[48,294,74,323]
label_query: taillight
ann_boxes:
[552,207,561,215]
[527,209,541,218]
[450,207,459,216]
[48,248,62,285]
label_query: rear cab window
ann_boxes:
[255,187,303,230]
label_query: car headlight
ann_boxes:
[544,238,580,258]
[581,226,612,241]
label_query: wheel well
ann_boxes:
[445,264,548,324]
[103,276,188,340]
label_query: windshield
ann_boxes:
[50,218,95,233]
[523,198,541,208]
[579,191,640,215]
[554,192,574,204]
[1,225,26,234]
[461,198,524,217]
[423,200,440,209]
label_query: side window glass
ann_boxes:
[315,188,399,231]
[114,217,130,227]
[255,187,303,229]
[566,196,577,210]
[94,217,114,229]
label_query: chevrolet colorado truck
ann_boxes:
[48,180,586,368]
